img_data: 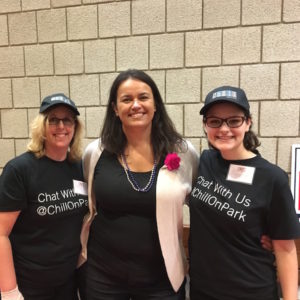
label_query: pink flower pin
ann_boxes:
[164,153,181,171]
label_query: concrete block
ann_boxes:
[83,0,112,2]
[85,39,115,73]
[54,42,83,75]
[146,70,165,102]
[167,0,202,31]
[52,0,81,7]
[263,24,300,62]
[200,138,209,152]
[117,36,148,71]
[132,0,165,34]
[100,72,119,105]
[22,0,50,10]
[241,64,279,100]
[1,109,28,138]
[258,137,277,164]
[281,63,300,99]
[283,0,300,22]
[40,76,69,100]
[0,79,12,108]
[37,8,67,43]
[184,103,203,137]
[25,44,53,76]
[249,102,259,134]
[67,5,98,40]
[28,108,40,131]
[15,139,30,156]
[278,138,300,172]
[0,139,15,167]
[166,68,201,103]
[0,47,24,78]
[70,75,100,106]
[165,104,184,135]
[186,30,221,67]
[260,101,299,136]
[12,78,40,108]
[223,27,261,64]
[242,0,281,25]
[86,106,107,138]
[0,0,21,13]
[202,66,239,101]
[8,12,37,45]
[203,0,240,28]
[150,33,184,69]
[98,2,130,37]
[0,15,8,46]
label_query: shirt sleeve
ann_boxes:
[0,162,28,211]
[267,169,300,239]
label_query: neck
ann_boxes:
[220,149,256,161]
[123,127,152,153]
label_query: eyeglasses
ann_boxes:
[47,117,75,127]
[204,116,247,128]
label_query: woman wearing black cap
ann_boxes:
[189,86,300,300]
[0,94,88,300]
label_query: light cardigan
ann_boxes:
[78,138,199,292]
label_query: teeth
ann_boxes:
[130,113,143,118]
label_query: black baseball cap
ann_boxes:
[40,93,80,115]
[200,86,250,115]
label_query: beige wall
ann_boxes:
[0,0,300,179]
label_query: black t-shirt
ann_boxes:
[87,150,170,288]
[189,149,300,300]
[0,152,88,287]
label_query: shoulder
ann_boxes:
[256,155,289,182]
[4,152,36,170]
[82,139,103,179]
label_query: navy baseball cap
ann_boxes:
[200,86,250,115]
[40,93,80,115]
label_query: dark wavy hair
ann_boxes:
[101,69,185,158]
[204,109,260,152]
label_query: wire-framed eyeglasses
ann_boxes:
[47,117,75,127]
[204,116,247,128]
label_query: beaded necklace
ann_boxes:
[121,153,157,192]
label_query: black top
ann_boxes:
[189,149,300,300]
[87,150,170,287]
[0,152,88,287]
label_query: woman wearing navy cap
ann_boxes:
[189,86,300,300]
[0,94,88,300]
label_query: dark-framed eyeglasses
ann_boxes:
[204,116,247,128]
[47,117,75,127]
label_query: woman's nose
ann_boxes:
[132,99,141,109]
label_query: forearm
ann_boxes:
[0,236,17,291]
[274,240,298,300]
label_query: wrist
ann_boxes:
[1,286,24,300]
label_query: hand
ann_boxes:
[261,235,273,252]
[1,286,24,300]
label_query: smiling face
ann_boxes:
[44,105,76,159]
[204,102,252,160]
[113,78,156,134]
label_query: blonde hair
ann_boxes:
[27,113,84,162]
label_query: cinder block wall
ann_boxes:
[0,0,299,182]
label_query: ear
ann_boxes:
[112,102,118,116]
[203,122,207,133]
[245,117,252,132]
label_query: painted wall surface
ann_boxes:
[0,0,299,222]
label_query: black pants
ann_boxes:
[77,263,186,300]
[17,277,78,300]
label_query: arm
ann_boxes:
[0,211,20,291]
[273,239,298,300]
